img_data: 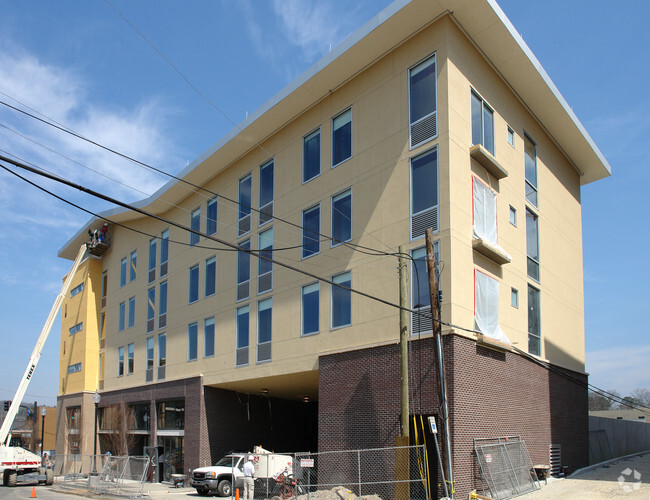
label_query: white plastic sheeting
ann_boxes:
[474,270,510,344]
[473,177,498,243]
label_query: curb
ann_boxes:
[570,450,649,477]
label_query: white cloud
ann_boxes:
[587,343,650,395]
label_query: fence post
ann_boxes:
[357,450,361,497]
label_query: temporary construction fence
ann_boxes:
[474,437,539,500]
[291,445,429,500]
[53,454,106,486]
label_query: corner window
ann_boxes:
[524,134,538,207]
[302,204,321,258]
[528,285,541,355]
[473,177,498,245]
[302,283,320,336]
[258,228,273,294]
[204,317,215,358]
[331,271,352,329]
[189,265,199,303]
[474,270,509,343]
[303,128,321,182]
[236,306,249,367]
[188,322,198,361]
[410,147,439,239]
[207,196,218,235]
[236,240,251,301]
[205,256,216,297]
[409,54,437,148]
[332,108,352,167]
[471,90,494,155]
[238,174,252,237]
[257,298,272,363]
[259,160,274,226]
[331,189,352,246]
[129,250,137,282]
[526,208,540,282]
[190,207,201,246]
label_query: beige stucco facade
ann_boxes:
[56,0,608,466]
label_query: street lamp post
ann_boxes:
[92,391,101,473]
[40,407,47,459]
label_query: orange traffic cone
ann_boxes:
[235,488,240,500]
[30,486,37,498]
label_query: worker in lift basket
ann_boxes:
[242,455,255,500]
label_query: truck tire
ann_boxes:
[7,471,17,487]
[196,489,209,496]
[217,479,231,497]
[2,470,8,486]
[46,469,54,485]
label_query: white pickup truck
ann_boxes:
[190,447,293,497]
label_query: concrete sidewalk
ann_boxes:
[517,452,650,499]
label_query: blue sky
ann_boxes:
[0,0,647,407]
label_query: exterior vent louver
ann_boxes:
[411,206,438,239]
[259,202,273,226]
[257,342,271,363]
[238,214,251,236]
[258,273,272,294]
[236,347,248,367]
[411,310,433,335]
[237,282,249,301]
[410,112,437,148]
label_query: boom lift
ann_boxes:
[0,245,87,486]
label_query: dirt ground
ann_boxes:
[516,452,650,499]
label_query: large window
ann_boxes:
[409,54,437,148]
[158,333,166,380]
[147,287,155,333]
[236,306,249,367]
[238,174,252,237]
[528,285,541,356]
[410,148,439,239]
[146,337,154,382]
[189,265,199,303]
[127,343,134,374]
[473,177,497,244]
[474,270,509,343]
[120,258,127,287]
[331,189,352,246]
[205,256,216,297]
[258,228,273,294]
[148,238,156,283]
[302,283,319,336]
[471,90,494,155]
[259,160,274,226]
[129,250,137,282]
[118,302,126,331]
[128,296,136,328]
[237,239,251,301]
[118,346,124,376]
[156,400,184,430]
[331,271,352,329]
[302,205,320,258]
[332,108,352,167]
[303,128,321,182]
[190,207,201,246]
[257,298,272,363]
[187,322,198,361]
[524,134,538,207]
[159,281,168,328]
[204,317,215,358]
[526,208,540,281]
[160,229,169,277]
[207,196,218,235]
[410,243,439,335]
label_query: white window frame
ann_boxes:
[303,127,321,183]
[471,89,495,155]
[236,239,251,302]
[204,317,215,358]
[205,256,217,297]
[331,188,352,247]
[524,133,538,207]
[207,196,218,235]
[301,282,320,336]
[473,176,498,245]
[302,204,321,259]
[128,296,136,328]
[190,207,201,246]
[236,306,249,367]
[331,107,352,167]
[238,173,252,237]
[526,208,540,282]
[187,322,198,361]
[129,250,137,282]
[257,298,273,363]
[259,159,274,226]
[409,146,439,240]
[331,271,352,329]
[408,53,438,149]
[189,264,200,304]
[528,285,541,356]
[258,227,273,295]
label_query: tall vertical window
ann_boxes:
[258,228,273,294]
[409,54,437,148]
[302,205,320,258]
[332,108,352,167]
[128,297,136,328]
[237,239,251,301]
[331,271,352,328]
[118,346,124,376]
[147,287,155,333]
[257,298,272,363]
[204,317,215,358]
[302,283,320,336]
[129,251,137,282]
[190,207,201,246]
[120,258,127,287]
[187,322,198,361]
[238,174,252,236]
[127,343,134,374]
[207,196,218,235]
[118,302,126,331]
[303,128,321,182]
[159,281,168,328]
[160,229,169,277]
[331,189,352,246]
[410,148,439,239]
[526,208,540,281]
[236,306,249,367]
[471,90,494,155]
[146,337,154,382]
[205,256,216,297]
[148,238,156,283]
[473,177,498,245]
[524,134,538,207]
[101,271,108,308]
[528,285,541,356]
[411,243,439,335]
[259,160,274,226]
[158,333,166,380]
[189,265,199,303]
[474,270,509,343]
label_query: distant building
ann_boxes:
[590,409,649,422]
[55,0,609,496]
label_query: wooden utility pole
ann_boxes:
[425,228,454,498]
[398,246,409,438]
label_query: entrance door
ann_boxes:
[157,436,184,482]
[144,446,159,482]
[410,415,440,500]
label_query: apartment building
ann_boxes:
[55,0,610,496]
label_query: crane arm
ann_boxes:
[0,244,88,446]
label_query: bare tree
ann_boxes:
[588,390,620,411]
[101,403,138,456]
[629,388,650,408]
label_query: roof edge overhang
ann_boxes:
[59,0,610,260]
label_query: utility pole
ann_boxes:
[425,228,454,498]
[398,246,409,438]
